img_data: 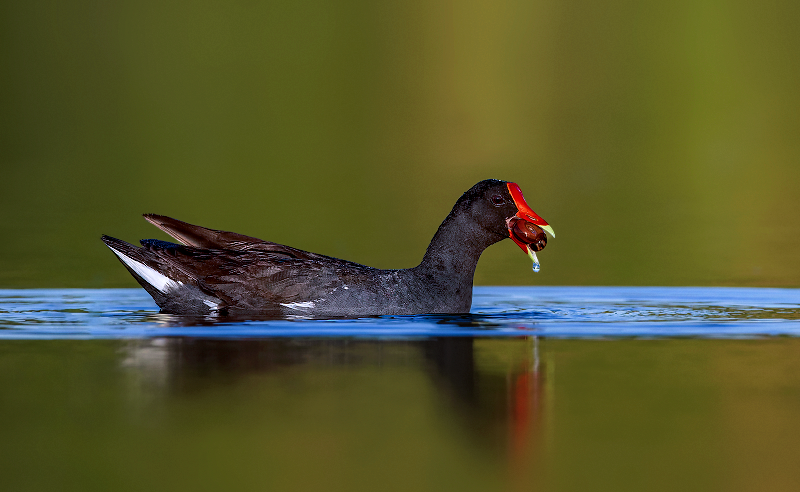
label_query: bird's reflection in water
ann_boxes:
[121,333,546,476]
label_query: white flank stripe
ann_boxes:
[279,301,316,311]
[203,299,219,309]
[110,248,182,293]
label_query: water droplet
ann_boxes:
[526,246,541,273]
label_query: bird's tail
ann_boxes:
[101,235,222,313]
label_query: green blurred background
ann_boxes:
[1,0,798,288]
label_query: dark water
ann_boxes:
[2,287,800,491]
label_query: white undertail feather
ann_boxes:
[109,248,182,293]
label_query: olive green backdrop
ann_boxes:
[2,0,798,288]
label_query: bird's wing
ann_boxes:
[143,214,324,260]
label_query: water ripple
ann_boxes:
[0,287,798,339]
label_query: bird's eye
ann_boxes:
[491,195,505,206]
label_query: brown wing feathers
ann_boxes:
[142,214,321,260]
[143,214,268,250]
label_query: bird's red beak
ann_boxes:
[506,182,555,253]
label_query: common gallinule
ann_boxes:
[102,179,554,317]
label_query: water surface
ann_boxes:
[1,286,798,338]
[2,287,800,492]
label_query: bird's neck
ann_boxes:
[414,211,505,290]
